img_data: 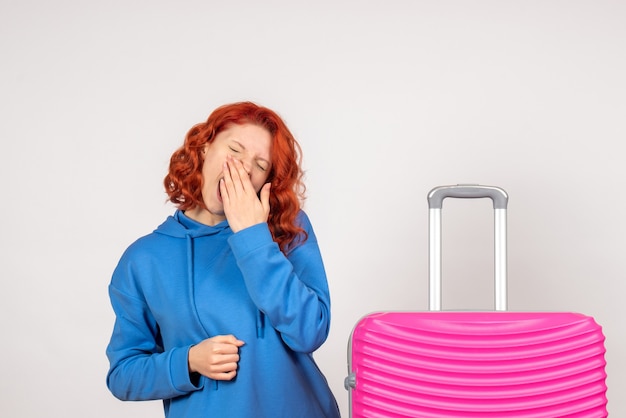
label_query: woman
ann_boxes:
[106,102,340,418]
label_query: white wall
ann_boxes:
[1,0,624,416]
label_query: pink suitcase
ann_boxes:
[345,185,608,417]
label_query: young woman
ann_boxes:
[106,102,340,418]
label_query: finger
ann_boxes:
[212,353,240,366]
[212,345,239,357]
[221,163,244,202]
[227,157,255,193]
[222,157,237,189]
[211,369,238,381]
[212,334,245,347]
[207,358,239,379]
[225,158,243,189]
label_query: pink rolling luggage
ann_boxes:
[345,185,608,417]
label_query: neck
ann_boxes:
[183,206,226,226]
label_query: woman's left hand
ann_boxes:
[220,156,271,233]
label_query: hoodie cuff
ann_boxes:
[228,222,275,256]
[171,345,204,393]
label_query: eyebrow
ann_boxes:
[231,140,271,164]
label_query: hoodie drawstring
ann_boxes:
[256,311,265,338]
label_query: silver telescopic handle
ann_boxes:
[427,185,509,312]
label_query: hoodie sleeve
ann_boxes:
[228,211,331,353]
[105,248,202,401]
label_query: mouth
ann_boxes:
[217,178,223,203]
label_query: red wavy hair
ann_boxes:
[164,102,307,252]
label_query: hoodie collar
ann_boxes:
[154,210,230,238]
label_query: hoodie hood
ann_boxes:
[154,210,230,238]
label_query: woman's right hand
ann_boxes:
[188,335,245,381]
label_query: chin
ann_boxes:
[205,203,225,217]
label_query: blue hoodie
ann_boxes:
[106,210,340,417]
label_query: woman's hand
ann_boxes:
[188,335,245,381]
[220,156,271,233]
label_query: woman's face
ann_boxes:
[186,123,272,226]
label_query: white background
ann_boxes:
[1,0,624,416]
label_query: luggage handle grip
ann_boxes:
[428,185,508,311]
[428,184,508,210]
